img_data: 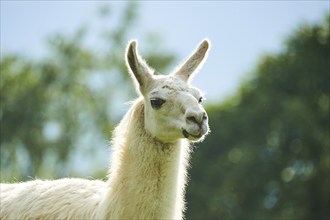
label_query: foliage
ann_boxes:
[1,3,328,219]
[0,2,176,180]
[186,15,329,219]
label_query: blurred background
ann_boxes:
[1,1,329,219]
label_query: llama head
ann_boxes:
[126,39,210,143]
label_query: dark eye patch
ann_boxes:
[198,97,203,104]
[150,98,166,109]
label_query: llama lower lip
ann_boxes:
[182,129,202,139]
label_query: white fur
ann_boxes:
[0,179,105,219]
[0,39,210,220]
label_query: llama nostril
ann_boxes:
[203,112,207,121]
[187,116,198,124]
[186,112,207,125]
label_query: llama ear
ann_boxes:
[126,40,154,94]
[174,39,210,83]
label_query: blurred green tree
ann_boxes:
[0,2,176,181]
[186,15,329,219]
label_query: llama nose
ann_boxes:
[186,111,207,125]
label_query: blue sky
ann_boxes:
[1,1,328,103]
[1,1,329,175]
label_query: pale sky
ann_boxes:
[1,0,329,175]
[1,1,328,102]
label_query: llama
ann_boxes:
[0,39,210,219]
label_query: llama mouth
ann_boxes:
[182,129,203,139]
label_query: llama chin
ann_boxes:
[0,39,211,220]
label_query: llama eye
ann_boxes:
[198,97,203,104]
[150,98,166,109]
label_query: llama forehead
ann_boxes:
[148,76,202,100]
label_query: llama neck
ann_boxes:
[100,99,191,219]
